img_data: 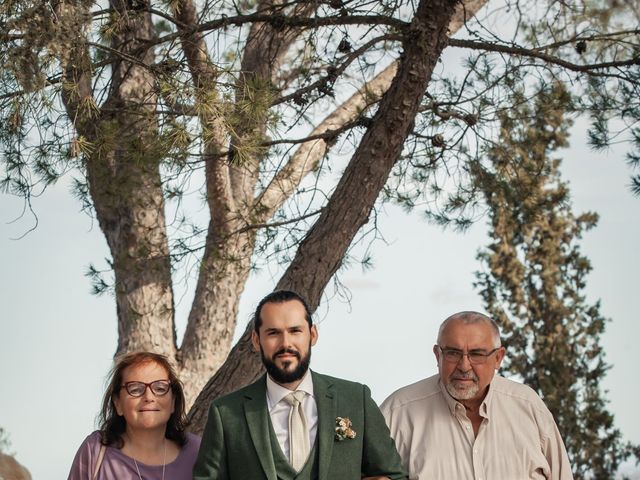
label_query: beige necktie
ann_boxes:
[284,391,310,471]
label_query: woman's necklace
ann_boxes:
[132,439,166,480]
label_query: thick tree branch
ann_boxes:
[179,2,320,405]
[173,0,232,220]
[255,0,489,222]
[188,0,465,432]
[538,29,640,52]
[150,12,409,50]
[54,3,96,134]
[227,0,318,205]
[254,62,398,220]
[173,0,219,89]
[449,38,640,72]
[51,1,179,364]
[272,32,403,107]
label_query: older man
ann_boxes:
[380,311,573,480]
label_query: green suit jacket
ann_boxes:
[193,371,407,480]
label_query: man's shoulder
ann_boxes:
[492,375,539,396]
[380,374,441,413]
[212,375,266,408]
[311,370,368,393]
[491,375,547,408]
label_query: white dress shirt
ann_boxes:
[266,370,318,460]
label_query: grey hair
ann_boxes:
[437,311,502,348]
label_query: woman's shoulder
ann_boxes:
[174,432,201,462]
[77,430,117,460]
[77,430,104,451]
[182,432,201,454]
[67,431,108,480]
[163,432,200,475]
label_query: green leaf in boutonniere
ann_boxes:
[335,416,356,441]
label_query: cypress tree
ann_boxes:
[473,83,638,479]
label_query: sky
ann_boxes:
[0,117,638,479]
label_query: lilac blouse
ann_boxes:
[68,431,201,480]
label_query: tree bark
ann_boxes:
[256,0,489,218]
[178,229,257,406]
[176,0,317,405]
[53,0,486,416]
[97,1,175,357]
[58,0,177,358]
[188,0,462,433]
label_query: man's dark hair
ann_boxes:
[252,290,313,333]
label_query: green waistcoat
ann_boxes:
[268,421,319,480]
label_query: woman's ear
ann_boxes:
[112,395,124,416]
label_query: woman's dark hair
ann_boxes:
[98,351,188,448]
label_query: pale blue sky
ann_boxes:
[1,121,638,479]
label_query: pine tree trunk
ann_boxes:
[188,0,461,433]
[88,143,176,357]
[178,229,257,406]
[61,1,177,358]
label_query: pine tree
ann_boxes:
[2,0,638,422]
[0,427,10,454]
[473,83,637,478]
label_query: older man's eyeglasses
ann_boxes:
[121,380,171,397]
[437,346,501,365]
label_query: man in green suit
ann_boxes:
[193,290,407,480]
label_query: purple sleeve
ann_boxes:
[67,431,102,480]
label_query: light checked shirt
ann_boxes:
[381,374,573,480]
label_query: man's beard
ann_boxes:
[261,345,311,384]
[444,371,480,400]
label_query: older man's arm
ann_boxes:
[380,394,418,480]
[539,406,574,480]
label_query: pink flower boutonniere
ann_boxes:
[335,416,356,441]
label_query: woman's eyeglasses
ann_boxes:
[121,380,171,397]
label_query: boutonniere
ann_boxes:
[335,416,356,441]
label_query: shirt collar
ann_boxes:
[438,373,495,418]
[266,369,315,411]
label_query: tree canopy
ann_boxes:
[1,4,639,474]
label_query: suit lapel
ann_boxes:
[244,375,278,480]
[313,371,337,480]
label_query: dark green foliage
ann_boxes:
[0,427,11,454]
[473,83,638,479]
[631,175,640,197]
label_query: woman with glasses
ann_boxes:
[68,351,201,479]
